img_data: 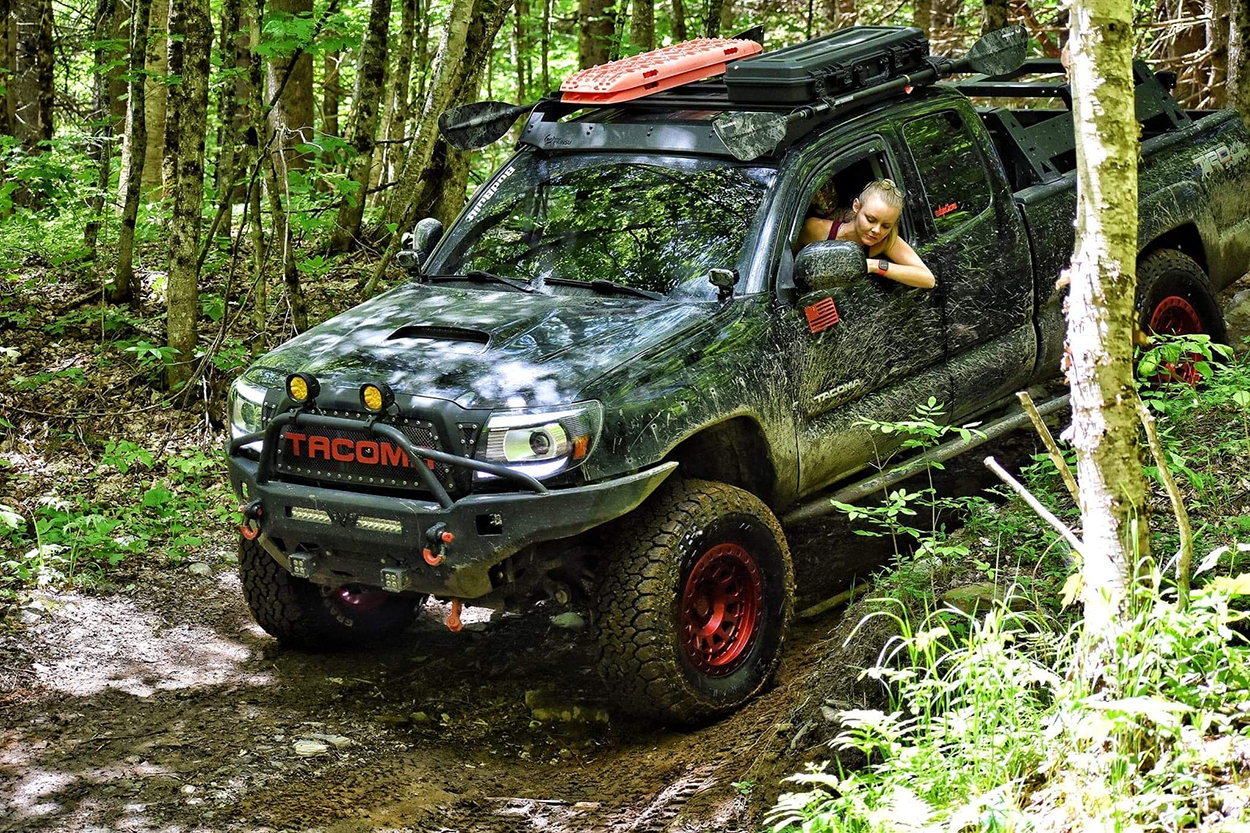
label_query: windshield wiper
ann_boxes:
[544,277,665,301]
[425,270,535,293]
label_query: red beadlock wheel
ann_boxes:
[680,543,763,676]
[1147,295,1206,385]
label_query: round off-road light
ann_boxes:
[287,373,319,403]
[360,383,394,414]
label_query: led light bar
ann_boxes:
[290,507,332,525]
[357,516,403,535]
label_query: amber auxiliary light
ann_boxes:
[360,382,395,414]
[286,373,319,403]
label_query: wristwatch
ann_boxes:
[877,260,889,274]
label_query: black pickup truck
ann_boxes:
[226,28,1250,724]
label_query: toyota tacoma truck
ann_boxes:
[226,27,1250,724]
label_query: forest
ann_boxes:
[2,0,1250,828]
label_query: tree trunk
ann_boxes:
[629,0,651,50]
[579,0,611,68]
[84,0,118,254]
[1,0,12,138]
[162,0,183,196]
[1209,0,1230,108]
[540,0,550,90]
[381,0,416,192]
[165,0,211,391]
[514,0,528,99]
[108,0,130,147]
[719,0,734,34]
[113,0,151,305]
[371,0,507,294]
[380,0,474,233]
[415,1,431,100]
[1231,0,1250,129]
[252,0,306,331]
[247,0,267,329]
[982,0,1008,33]
[13,0,51,150]
[703,0,724,36]
[1067,0,1147,637]
[267,0,314,170]
[212,0,245,233]
[322,48,342,135]
[139,0,169,196]
[671,0,686,39]
[914,0,931,35]
[35,0,48,144]
[329,0,390,252]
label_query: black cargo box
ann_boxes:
[724,26,929,104]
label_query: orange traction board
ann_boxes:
[560,38,763,105]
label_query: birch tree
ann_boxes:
[380,0,417,192]
[165,0,211,391]
[140,0,168,195]
[1066,0,1147,636]
[328,0,390,251]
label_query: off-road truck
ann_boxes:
[226,26,1250,724]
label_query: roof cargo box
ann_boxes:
[724,26,929,104]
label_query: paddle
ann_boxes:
[713,25,1028,162]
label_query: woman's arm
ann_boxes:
[798,217,833,248]
[870,237,936,289]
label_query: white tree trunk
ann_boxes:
[1067,0,1147,637]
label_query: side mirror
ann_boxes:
[396,217,444,273]
[707,267,739,300]
[794,240,865,292]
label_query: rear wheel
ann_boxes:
[1136,249,1227,383]
[238,536,420,649]
[593,479,794,725]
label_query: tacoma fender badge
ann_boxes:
[804,297,840,334]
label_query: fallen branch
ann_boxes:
[797,583,869,620]
[1136,398,1193,607]
[984,455,1082,565]
[1017,390,1081,507]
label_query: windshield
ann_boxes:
[431,154,776,298]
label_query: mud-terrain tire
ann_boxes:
[239,536,419,649]
[1136,249,1227,344]
[593,478,794,725]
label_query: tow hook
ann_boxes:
[445,598,463,632]
[423,522,455,566]
[239,499,263,540]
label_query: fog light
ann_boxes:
[287,373,319,403]
[360,383,394,414]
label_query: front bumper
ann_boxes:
[227,410,675,598]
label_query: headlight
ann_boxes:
[475,401,602,480]
[228,377,268,445]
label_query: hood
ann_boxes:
[248,282,711,408]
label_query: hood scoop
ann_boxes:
[385,324,491,354]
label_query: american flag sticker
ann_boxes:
[804,297,840,334]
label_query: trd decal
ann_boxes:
[1192,141,1249,179]
[934,202,958,217]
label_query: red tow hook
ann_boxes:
[445,598,463,632]
[239,500,263,540]
[423,523,455,566]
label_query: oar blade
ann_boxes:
[965,25,1029,77]
[439,100,529,150]
[713,111,790,161]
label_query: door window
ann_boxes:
[903,110,993,237]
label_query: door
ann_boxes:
[777,139,952,494]
[900,105,1036,418]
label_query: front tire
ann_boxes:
[593,479,794,725]
[238,536,420,649]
